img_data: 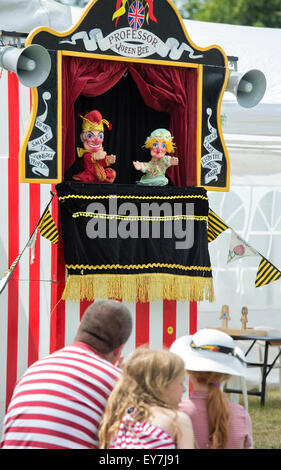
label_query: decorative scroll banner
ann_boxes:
[56,182,214,303]
[27,91,55,177]
[202,108,223,184]
[59,27,204,60]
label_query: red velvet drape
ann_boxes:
[129,63,197,186]
[62,56,197,186]
[62,57,126,176]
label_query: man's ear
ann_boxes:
[114,344,124,361]
[108,344,124,365]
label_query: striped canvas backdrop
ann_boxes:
[0,71,196,427]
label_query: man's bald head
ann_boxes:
[75,300,132,354]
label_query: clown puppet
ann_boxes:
[73,110,117,183]
[133,128,179,186]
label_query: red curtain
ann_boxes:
[62,56,197,186]
[62,57,126,175]
[129,63,197,186]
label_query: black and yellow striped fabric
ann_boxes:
[255,257,281,288]
[38,209,59,244]
[208,209,229,243]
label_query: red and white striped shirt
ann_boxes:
[109,411,176,449]
[0,342,121,449]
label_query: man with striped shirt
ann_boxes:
[0,300,132,449]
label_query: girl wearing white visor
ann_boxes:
[170,328,253,449]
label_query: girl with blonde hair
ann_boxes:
[98,347,194,449]
[170,329,253,449]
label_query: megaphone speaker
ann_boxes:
[226,69,266,108]
[0,44,51,88]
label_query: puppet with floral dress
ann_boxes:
[133,129,178,186]
[72,110,116,183]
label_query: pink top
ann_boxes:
[179,390,253,449]
[109,411,176,449]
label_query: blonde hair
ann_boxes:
[99,347,185,448]
[144,137,175,154]
[188,371,230,449]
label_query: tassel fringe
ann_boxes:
[62,273,214,303]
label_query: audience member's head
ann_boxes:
[75,300,132,359]
[99,347,186,448]
[170,328,247,449]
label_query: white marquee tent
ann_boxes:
[181,20,281,328]
[181,19,281,390]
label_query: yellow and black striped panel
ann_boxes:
[208,209,229,243]
[255,257,281,288]
[38,209,59,244]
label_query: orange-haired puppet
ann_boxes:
[73,110,116,183]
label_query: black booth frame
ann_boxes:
[18,0,230,191]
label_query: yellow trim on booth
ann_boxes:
[58,193,209,201]
[62,272,214,303]
[18,53,63,184]
[71,212,208,222]
[19,86,38,182]
[61,49,199,69]
[65,262,212,272]
[196,65,203,188]
[57,51,63,184]
[202,65,230,192]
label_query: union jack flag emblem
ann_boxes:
[128,1,145,30]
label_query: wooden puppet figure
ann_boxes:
[133,128,178,186]
[220,305,230,329]
[240,306,248,330]
[73,110,116,183]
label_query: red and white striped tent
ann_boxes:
[0,69,197,424]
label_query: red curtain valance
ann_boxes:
[62,56,197,186]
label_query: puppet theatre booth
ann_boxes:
[19,0,230,337]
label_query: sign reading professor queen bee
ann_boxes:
[59,0,206,61]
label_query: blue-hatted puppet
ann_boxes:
[133,128,178,186]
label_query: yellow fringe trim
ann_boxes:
[62,273,214,303]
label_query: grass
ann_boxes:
[240,389,281,449]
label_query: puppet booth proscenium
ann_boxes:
[19,0,235,303]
